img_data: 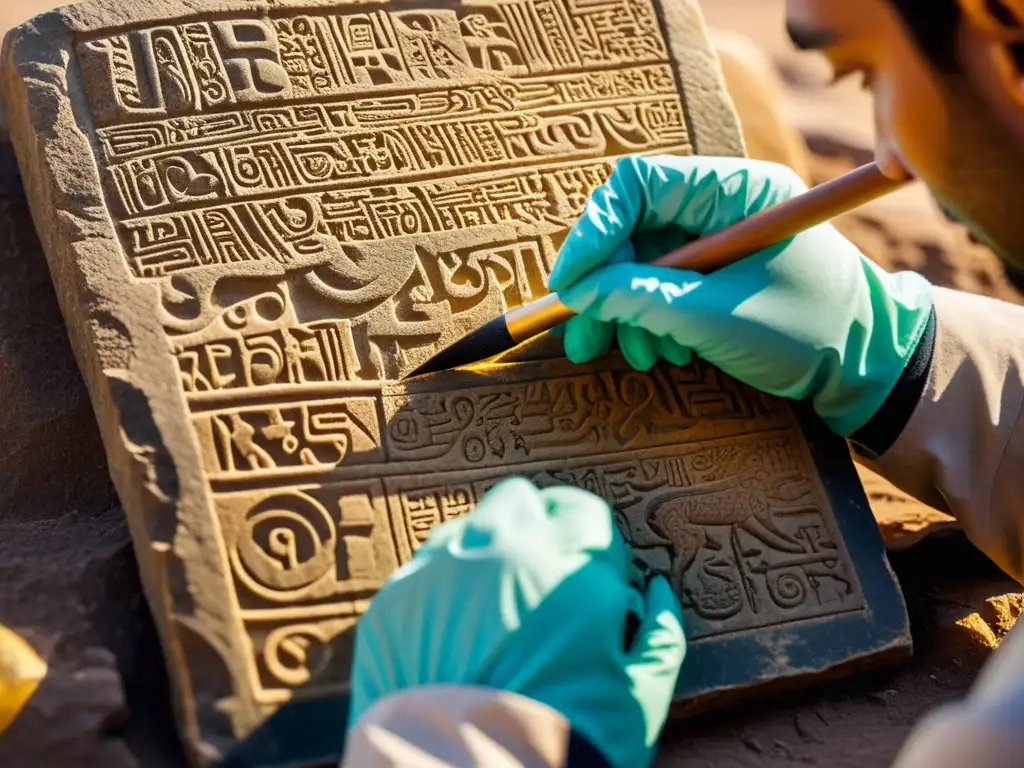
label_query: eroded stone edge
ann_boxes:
[1,9,258,764]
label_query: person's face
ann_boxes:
[786,0,1024,271]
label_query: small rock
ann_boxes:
[0,642,135,767]
[794,710,826,743]
[740,732,764,753]
[0,625,45,735]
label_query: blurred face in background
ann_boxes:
[786,0,1024,273]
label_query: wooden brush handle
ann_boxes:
[505,161,911,343]
[651,161,909,273]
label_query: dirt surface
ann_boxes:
[657,534,1021,767]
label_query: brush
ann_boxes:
[404,161,911,380]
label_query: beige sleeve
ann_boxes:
[862,285,1024,583]
[863,286,1024,767]
[893,614,1024,768]
[339,686,577,768]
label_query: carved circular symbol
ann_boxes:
[223,290,286,330]
[263,623,333,687]
[464,436,485,463]
[768,570,807,609]
[232,492,336,601]
[389,411,423,446]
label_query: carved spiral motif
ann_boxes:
[388,410,425,448]
[767,570,807,609]
[232,492,336,600]
[450,396,475,426]
[263,623,332,687]
[690,454,714,472]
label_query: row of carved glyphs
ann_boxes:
[232,436,862,700]
[187,368,786,480]
[78,0,669,126]
[103,94,685,220]
[169,232,560,375]
[75,1,689,280]
[126,165,610,278]
[96,66,680,160]
[179,293,789,481]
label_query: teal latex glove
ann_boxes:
[548,155,934,437]
[347,477,686,768]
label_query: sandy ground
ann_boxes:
[0,0,1021,766]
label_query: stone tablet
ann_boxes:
[1,1,910,764]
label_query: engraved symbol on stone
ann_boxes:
[459,14,527,74]
[647,484,813,597]
[164,157,221,200]
[232,493,336,600]
[391,11,473,80]
[213,20,291,100]
[263,624,333,687]
[339,14,410,85]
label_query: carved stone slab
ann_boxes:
[1,0,909,764]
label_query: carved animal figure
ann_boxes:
[646,483,817,595]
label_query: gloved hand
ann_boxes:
[347,477,686,768]
[548,155,934,437]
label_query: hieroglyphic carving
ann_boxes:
[221,479,398,705]
[384,434,866,641]
[4,0,907,762]
[383,360,789,469]
[75,1,688,280]
[193,397,383,481]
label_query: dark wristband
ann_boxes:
[567,729,614,768]
[850,307,937,460]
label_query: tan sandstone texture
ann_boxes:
[2,1,909,764]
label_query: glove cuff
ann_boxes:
[850,307,937,459]
[817,267,935,437]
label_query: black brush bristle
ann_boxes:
[404,316,515,379]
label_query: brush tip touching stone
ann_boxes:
[404,317,516,379]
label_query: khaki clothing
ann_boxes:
[343,286,1024,768]
[871,287,1024,768]
[341,686,604,768]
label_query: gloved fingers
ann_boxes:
[628,575,686,662]
[563,313,614,364]
[559,262,706,342]
[538,485,630,569]
[663,156,808,238]
[420,477,548,555]
[655,335,692,367]
[550,157,809,294]
[548,160,655,292]
[631,224,693,266]
[624,581,646,650]
[625,575,686,745]
[606,240,638,265]
[617,323,659,371]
